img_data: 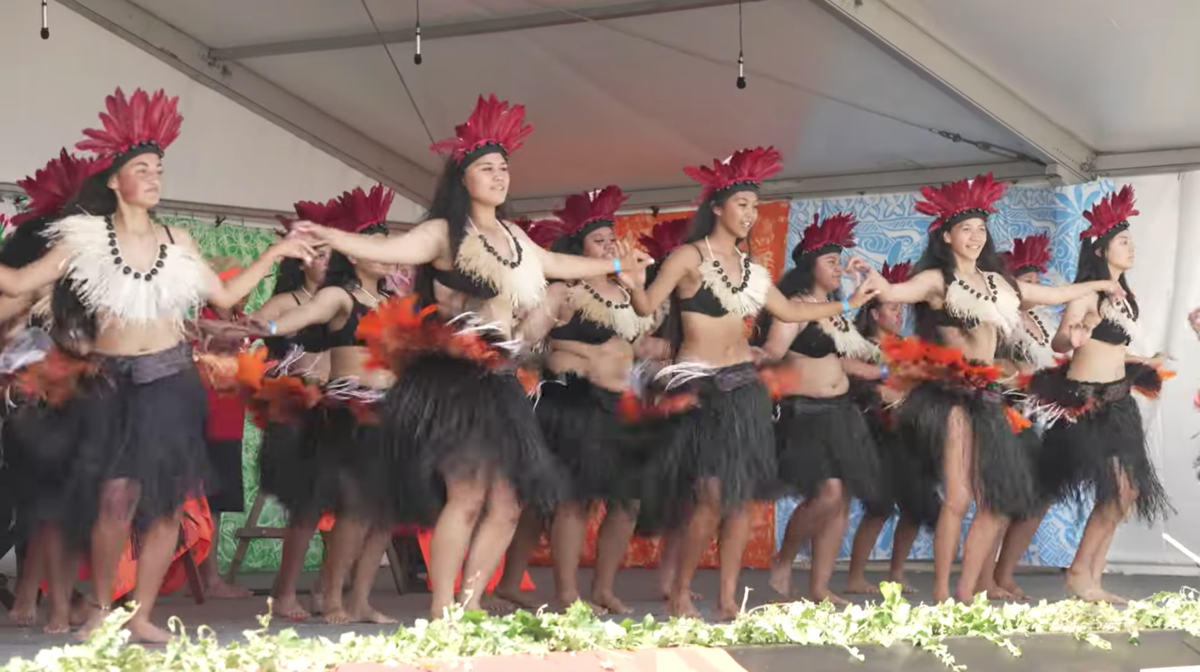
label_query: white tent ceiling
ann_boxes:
[54,0,1200,213]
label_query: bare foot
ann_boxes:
[309,586,325,615]
[809,591,849,606]
[885,573,918,594]
[1064,571,1107,602]
[480,595,520,616]
[932,586,952,603]
[203,578,253,599]
[667,593,702,619]
[844,577,881,595]
[995,579,1028,601]
[1099,589,1129,606]
[8,602,36,627]
[322,605,352,625]
[768,561,793,599]
[591,590,634,615]
[714,601,740,622]
[272,595,312,621]
[126,618,172,644]
[493,585,542,610]
[75,607,113,642]
[661,588,702,601]
[978,585,1017,601]
[347,602,396,624]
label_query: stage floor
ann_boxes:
[0,566,1194,665]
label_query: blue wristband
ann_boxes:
[613,258,622,274]
[879,364,889,380]
[841,298,851,314]
[267,320,278,336]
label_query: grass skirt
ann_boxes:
[847,377,936,520]
[1030,362,1172,522]
[638,361,776,530]
[376,352,563,525]
[775,391,885,507]
[55,345,213,549]
[256,409,338,524]
[536,373,648,504]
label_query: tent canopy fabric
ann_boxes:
[74,0,1200,210]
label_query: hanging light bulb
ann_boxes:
[40,0,49,39]
[413,0,423,65]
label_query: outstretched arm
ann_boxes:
[623,246,699,317]
[1019,279,1123,308]
[760,305,802,361]
[0,245,70,296]
[178,229,316,310]
[255,287,348,338]
[296,219,447,267]
[765,281,879,324]
[533,238,652,282]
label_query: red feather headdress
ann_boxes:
[1080,185,1137,242]
[430,94,534,164]
[324,185,395,233]
[914,173,1007,231]
[683,146,783,205]
[514,217,570,250]
[76,88,183,164]
[551,185,628,242]
[796,212,857,259]
[880,260,913,284]
[12,149,106,226]
[638,217,691,261]
[1001,233,1052,275]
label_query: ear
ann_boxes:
[107,173,119,190]
[941,228,952,245]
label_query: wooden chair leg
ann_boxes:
[181,529,205,605]
[225,492,269,584]
[385,541,407,595]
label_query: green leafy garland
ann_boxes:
[5,584,1200,672]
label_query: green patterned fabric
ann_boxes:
[162,216,326,574]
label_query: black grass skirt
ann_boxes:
[536,373,648,504]
[893,380,1040,521]
[2,405,78,538]
[1032,363,1172,522]
[847,377,936,520]
[57,343,213,549]
[256,409,339,525]
[775,391,886,507]
[375,352,564,525]
[638,362,776,530]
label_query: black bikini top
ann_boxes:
[549,313,617,345]
[789,321,837,358]
[326,286,380,348]
[1091,294,1138,346]
[264,292,329,359]
[677,243,736,317]
[432,267,499,300]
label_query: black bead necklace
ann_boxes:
[471,218,523,269]
[106,215,166,282]
[705,237,751,293]
[580,280,630,309]
[954,272,998,303]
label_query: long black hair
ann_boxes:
[1074,231,1135,308]
[0,214,97,343]
[911,218,1019,342]
[854,298,883,338]
[322,225,392,297]
[750,244,836,347]
[414,153,512,308]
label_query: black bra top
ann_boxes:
[290,292,330,353]
[326,286,378,348]
[1090,295,1138,346]
[432,267,499,300]
[677,244,730,317]
[789,321,838,358]
[549,313,617,345]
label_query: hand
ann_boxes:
[1189,307,1200,338]
[270,233,318,264]
[848,273,884,308]
[614,240,654,274]
[289,221,337,248]
[846,257,877,280]
[1068,322,1090,349]
[616,263,647,291]
[1099,279,1126,299]
[1147,351,1172,368]
[750,346,767,364]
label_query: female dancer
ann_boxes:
[292,94,652,618]
[976,233,1059,600]
[1,149,103,633]
[241,185,400,624]
[844,260,925,596]
[1032,186,1171,603]
[857,173,1123,603]
[620,147,881,619]
[761,212,884,604]
[0,87,314,641]
[495,185,659,613]
[248,211,332,620]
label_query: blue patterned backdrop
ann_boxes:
[775,179,1117,568]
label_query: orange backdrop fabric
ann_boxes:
[527,201,789,571]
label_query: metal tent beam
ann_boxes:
[815,0,1094,185]
[506,161,1053,214]
[56,0,437,206]
[209,0,763,61]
